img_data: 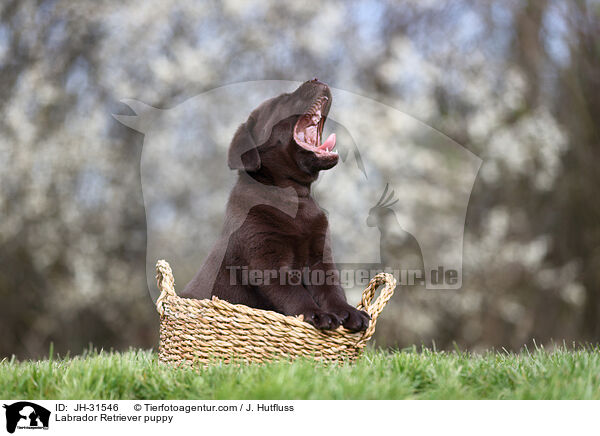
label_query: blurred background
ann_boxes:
[1,0,599,359]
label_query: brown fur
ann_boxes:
[181,79,369,331]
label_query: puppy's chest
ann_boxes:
[292,201,328,237]
[248,200,328,240]
[264,201,327,242]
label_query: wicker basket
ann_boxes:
[155,260,397,365]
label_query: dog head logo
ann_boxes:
[3,402,50,434]
[113,80,481,296]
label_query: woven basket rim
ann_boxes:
[160,293,367,339]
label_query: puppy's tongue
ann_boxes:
[318,133,336,152]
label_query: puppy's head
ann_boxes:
[228,79,338,179]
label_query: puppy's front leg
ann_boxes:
[259,281,341,330]
[304,261,370,332]
[306,230,370,332]
[246,257,341,330]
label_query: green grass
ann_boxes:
[1,347,599,399]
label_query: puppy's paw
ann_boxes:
[328,305,371,332]
[302,309,342,330]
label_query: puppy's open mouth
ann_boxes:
[293,96,337,156]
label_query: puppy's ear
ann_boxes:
[228,116,260,172]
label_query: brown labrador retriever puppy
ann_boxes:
[181,79,370,331]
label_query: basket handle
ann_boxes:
[155,259,176,316]
[355,272,397,343]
